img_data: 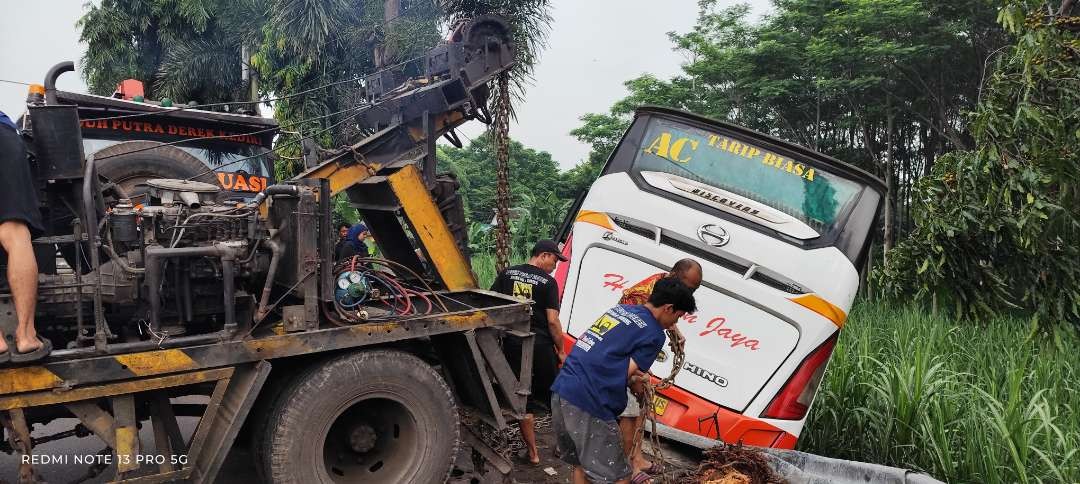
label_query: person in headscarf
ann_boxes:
[337,223,376,261]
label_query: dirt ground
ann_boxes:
[483,423,701,483]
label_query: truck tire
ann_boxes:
[260,350,460,484]
[91,141,217,200]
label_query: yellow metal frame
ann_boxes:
[0,368,232,411]
[388,164,477,290]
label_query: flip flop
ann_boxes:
[643,462,665,475]
[10,337,52,363]
[0,350,9,365]
[630,471,655,484]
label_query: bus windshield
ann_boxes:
[632,118,863,235]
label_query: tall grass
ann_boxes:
[800,302,1080,483]
[471,252,525,289]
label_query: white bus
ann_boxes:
[554,106,884,448]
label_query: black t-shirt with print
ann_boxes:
[491,263,560,343]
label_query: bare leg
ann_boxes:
[572,466,589,484]
[619,416,637,465]
[0,221,41,354]
[632,414,652,470]
[519,413,540,464]
[619,415,652,473]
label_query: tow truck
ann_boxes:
[1,16,527,483]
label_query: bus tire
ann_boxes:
[91,141,217,199]
[260,349,460,484]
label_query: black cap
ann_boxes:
[531,239,568,261]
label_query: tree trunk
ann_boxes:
[883,103,896,264]
[814,86,821,151]
[493,74,512,271]
[375,0,401,68]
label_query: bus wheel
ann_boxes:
[260,349,460,484]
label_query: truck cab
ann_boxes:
[49,86,276,203]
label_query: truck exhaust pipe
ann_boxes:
[44,61,75,105]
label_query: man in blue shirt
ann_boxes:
[550,277,697,484]
[0,110,50,363]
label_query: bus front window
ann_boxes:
[632,119,863,237]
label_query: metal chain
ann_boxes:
[463,410,552,460]
[493,72,512,272]
[633,329,686,482]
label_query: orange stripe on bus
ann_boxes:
[575,210,615,230]
[789,294,847,328]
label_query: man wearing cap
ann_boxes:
[0,110,51,363]
[490,239,568,465]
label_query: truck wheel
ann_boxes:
[261,350,460,484]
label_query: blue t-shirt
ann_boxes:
[0,111,17,132]
[551,305,667,421]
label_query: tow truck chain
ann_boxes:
[492,72,512,272]
[633,329,686,483]
[463,411,552,460]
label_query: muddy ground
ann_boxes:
[450,422,702,483]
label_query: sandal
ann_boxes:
[643,462,665,475]
[10,337,52,363]
[0,349,9,365]
[631,471,655,484]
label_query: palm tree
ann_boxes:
[80,0,250,101]
[440,0,554,269]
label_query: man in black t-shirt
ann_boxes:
[491,239,567,466]
[0,110,51,363]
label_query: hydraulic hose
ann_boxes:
[254,239,283,322]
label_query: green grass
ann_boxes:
[471,252,524,289]
[799,302,1080,483]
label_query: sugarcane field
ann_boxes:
[0,0,1077,483]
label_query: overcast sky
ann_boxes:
[0,0,771,169]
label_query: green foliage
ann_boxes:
[439,133,572,253]
[573,0,1008,244]
[800,301,1080,482]
[253,0,442,178]
[877,1,1080,324]
[438,132,563,223]
[80,0,443,180]
[564,111,627,198]
[79,0,253,102]
[470,251,525,289]
[332,193,359,226]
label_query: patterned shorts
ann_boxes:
[551,393,632,483]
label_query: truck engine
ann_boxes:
[32,175,313,350]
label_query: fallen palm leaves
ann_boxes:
[678,444,786,484]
